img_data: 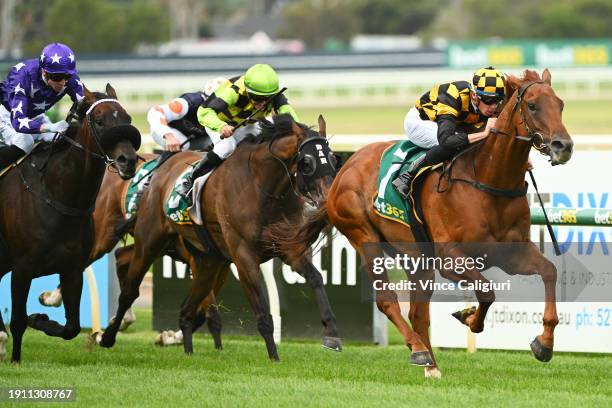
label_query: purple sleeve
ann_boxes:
[7,73,43,134]
[66,74,84,103]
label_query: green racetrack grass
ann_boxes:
[1,308,610,407]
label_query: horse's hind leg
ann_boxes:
[9,268,32,363]
[408,268,440,378]
[28,269,83,341]
[353,234,433,366]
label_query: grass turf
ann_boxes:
[1,308,610,407]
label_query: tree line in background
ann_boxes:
[3,0,612,56]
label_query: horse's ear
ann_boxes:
[318,114,327,138]
[105,83,118,99]
[504,75,520,97]
[83,86,95,103]
[542,68,552,86]
[291,120,303,137]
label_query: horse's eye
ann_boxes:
[527,102,537,111]
[95,117,105,126]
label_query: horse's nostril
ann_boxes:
[116,155,127,165]
[551,140,565,151]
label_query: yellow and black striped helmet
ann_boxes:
[472,66,505,101]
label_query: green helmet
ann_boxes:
[244,64,279,96]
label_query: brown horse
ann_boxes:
[275,69,573,377]
[39,152,226,346]
[0,84,141,362]
[98,114,341,359]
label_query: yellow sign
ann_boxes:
[574,46,609,65]
[488,47,524,66]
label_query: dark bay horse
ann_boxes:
[276,70,573,377]
[0,84,141,362]
[97,114,341,360]
[38,150,226,345]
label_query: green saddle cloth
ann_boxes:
[373,140,427,226]
[124,157,160,218]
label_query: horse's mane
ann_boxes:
[252,113,316,144]
[505,70,542,97]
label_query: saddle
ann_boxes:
[373,140,440,250]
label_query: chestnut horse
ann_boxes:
[0,85,141,362]
[275,69,573,377]
[98,114,341,360]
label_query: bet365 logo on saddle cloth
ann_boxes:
[373,140,426,226]
[165,163,200,225]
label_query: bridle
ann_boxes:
[440,80,552,198]
[490,80,550,155]
[248,130,332,205]
[60,98,124,167]
[19,98,133,216]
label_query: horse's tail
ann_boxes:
[266,204,329,259]
[113,216,137,242]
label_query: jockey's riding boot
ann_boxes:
[176,151,223,204]
[0,145,25,170]
[392,153,428,200]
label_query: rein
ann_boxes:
[247,135,300,200]
[20,98,126,216]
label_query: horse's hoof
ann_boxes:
[424,366,442,379]
[322,336,342,352]
[86,332,102,350]
[530,337,553,362]
[451,306,477,325]
[410,350,434,367]
[98,333,116,348]
[119,309,136,332]
[27,313,49,328]
[38,291,62,307]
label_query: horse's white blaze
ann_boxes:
[40,288,63,307]
[424,366,442,379]
[0,331,8,361]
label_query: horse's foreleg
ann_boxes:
[203,265,229,350]
[231,244,278,361]
[28,270,83,340]
[9,269,32,363]
[99,236,166,348]
[178,256,224,355]
[500,244,558,362]
[290,258,341,351]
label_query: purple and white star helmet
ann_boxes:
[39,42,76,75]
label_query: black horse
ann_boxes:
[0,84,140,363]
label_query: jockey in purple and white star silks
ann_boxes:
[0,42,84,167]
